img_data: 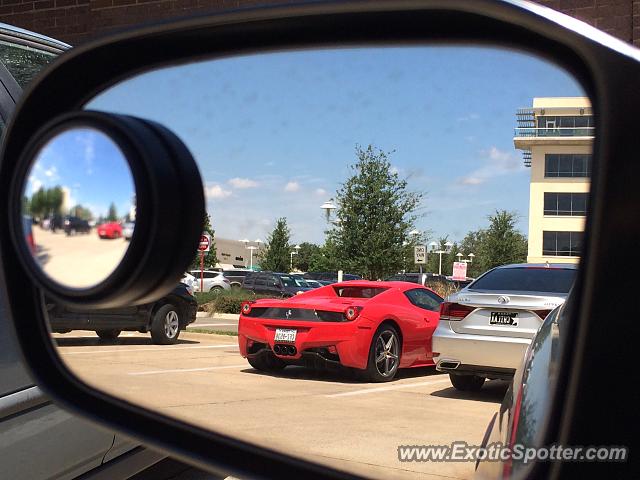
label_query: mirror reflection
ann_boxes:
[48,47,592,479]
[22,127,136,288]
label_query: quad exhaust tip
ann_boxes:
[273,344,297,356]
[437,360,460,370]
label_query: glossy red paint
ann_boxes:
[238,280,441,372]
[97,222,123,239]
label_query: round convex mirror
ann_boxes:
[21,127,136,288]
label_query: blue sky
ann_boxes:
[88,46,585,243]
[26,127,135,218]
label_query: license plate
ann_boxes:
[490,312,518,326]
[274,328,297,343]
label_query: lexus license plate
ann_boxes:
[274,328,297,343]
[490,312,518,326]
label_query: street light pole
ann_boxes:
[290,244,301,271]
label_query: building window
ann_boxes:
[544,154,591,178]
[543,231,582,257]
[543,193,588,216]
[536,115,593,136]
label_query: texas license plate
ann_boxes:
[490,312,518,326]
[274,328,297,343]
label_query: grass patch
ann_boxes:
[187,328,239,336]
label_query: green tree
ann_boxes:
[476,210,527,271]
[259,217,291,272]
[459,230,484,278]
[425,237,460,276]
[308,239,340,272]
[293,242,321,271]
[328,145,423,279]
[190,212,218,270]
[107,202,118,221]
[70,204,93,221]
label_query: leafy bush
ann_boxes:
[198,290,280,314]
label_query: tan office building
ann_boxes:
[514,97,593,264]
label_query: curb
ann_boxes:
[196,312,239,320]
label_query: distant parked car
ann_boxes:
[189,269,231,293]
[122,221,135,240]
[221,269,253,289]
[432,263,576,391]
[181,272,198,290]
[63,215,91,235]
[23,215,35,254]
[97,221,123,239]
[242,271,313,297]
[303,271,362,285]
[47,283,197,344]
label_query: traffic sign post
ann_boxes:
[198,233,211,292]
[414,245,427,274]
[452,261,468,281]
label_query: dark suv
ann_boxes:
[47,283,197,344]
[63,215,91,235]
[242,271,313,297]
[222,269,252,289]
[302,271,361,285]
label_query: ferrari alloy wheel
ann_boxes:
[365,325,400,382]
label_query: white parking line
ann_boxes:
[129,364,247,375]
[325,378,450,398]
[60,344,239,355]
[188,323,237,327]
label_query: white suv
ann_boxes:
[432,263,576,391]
[189,270,231,293]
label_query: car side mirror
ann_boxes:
[1,2,638,480]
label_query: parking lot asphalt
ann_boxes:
[34,228,129,287]
[55,332,507,480]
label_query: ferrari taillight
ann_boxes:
[440,302,473,321]
[344,306,362,321]
[241,301,254,315]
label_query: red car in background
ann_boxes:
[238,281,443,382]
[97,221,123,239]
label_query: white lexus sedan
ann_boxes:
[432,263,576,391]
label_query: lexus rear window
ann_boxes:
[334,286,388,298]
[470,267,576,294]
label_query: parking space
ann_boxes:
[56,331,507,480]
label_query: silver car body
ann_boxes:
[122,221,135,240]
[190,269,231,292]
[433,263,576,379]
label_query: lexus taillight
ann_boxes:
[344,306,362,321]
[440,302,473,321]
[534,309,552,320]
[241,301,254,315]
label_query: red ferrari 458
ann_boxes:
[97,221,123,239]
[238,280,443,382]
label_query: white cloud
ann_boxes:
[284,181,300,192]
[205,184,232,199]
[44,166,57,178]
[228,177,259,189]
[315,188,327,196]
[458,146,522,186]
[456,113,480,123]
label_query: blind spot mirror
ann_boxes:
[21,127,135,288]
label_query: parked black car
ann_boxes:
[242,271,313,297]
[221,269,252,289]
[302,271,361,285]
[47,283,197,344]
[63,215,91,235]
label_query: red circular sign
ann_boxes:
[198,234,211,252]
